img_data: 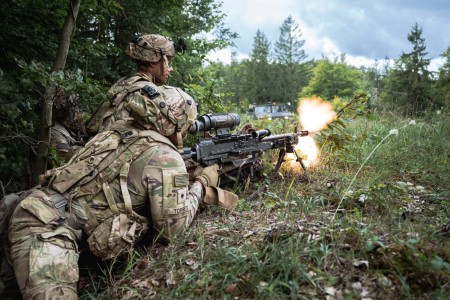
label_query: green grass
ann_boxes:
[79,112,450,300]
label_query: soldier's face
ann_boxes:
[162,55,174,81]
[150,56,173,84]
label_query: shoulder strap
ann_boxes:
[49,131,120,193]
[138,130,177,151]
[108,74,155,106]
[86,74,156,134]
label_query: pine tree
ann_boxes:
[246,30,273,103]
[383,23,432,113]
[274,16,307,64]
[250,29,271,63]
[403,23,432,109]
[274,16,308,103]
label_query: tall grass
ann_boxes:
[80,113,450,299]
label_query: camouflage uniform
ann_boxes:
[51,90,86,163]
[5,77,213,300]
[86,72,156,135]
[86,34,179,136]
[50,123,83,162]
[4,34,234,299]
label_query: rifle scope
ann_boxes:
[188,113,240,134]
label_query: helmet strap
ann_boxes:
[149,55,166,84]
[137,62,157,84]
[160,56,165,79]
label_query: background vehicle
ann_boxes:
[248,103,294,120]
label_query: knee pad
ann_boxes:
[11,231,79,299]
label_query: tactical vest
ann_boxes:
[85,74,194,149]
[42,121,177,259]
[85,74,157,135]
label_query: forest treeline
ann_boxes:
[0,0,449,194]
[213,19,449,114]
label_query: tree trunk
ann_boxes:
[31,0,81,185]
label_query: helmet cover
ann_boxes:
[126,34,176,62]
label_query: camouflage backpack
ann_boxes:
[42,121,177,259]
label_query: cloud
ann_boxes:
[212,0,449,70]
[207,48,249,64]
[345,55,376,68]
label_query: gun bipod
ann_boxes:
[273,147,311,183]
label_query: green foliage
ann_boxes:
[273,16,310,104]
[299,56,364,100]
[0,57,107,191]
[317,118,353,154]
[332,115,450,190]
[308,93,370,157]
[0,0,66,67]
[250,30,271,64]
[0,0,235,192]
[210,18,314,106]
[0,59,46,192]
[200,61,251,114]
[76,113,449,299]
[433,46,450,108]
[183,67,226,114]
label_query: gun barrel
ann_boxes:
[298,130,309,136]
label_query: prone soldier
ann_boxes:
[2,35,237,299]
[50,89,86,164]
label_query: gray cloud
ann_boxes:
[218,0,450,64]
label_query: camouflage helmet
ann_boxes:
[53,86,82,129]
[126,34,176,63]
[54,86,79,110]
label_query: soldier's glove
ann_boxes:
[195,164,220,187]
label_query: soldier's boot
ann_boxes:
[8,194,80,300]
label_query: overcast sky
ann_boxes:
[207,0,450,71]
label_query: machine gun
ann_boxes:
[182,113,310,184]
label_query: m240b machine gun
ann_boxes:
[182,113,310,184]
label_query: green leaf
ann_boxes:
[430,256,450,271]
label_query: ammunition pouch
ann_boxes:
[87,213,148,260]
